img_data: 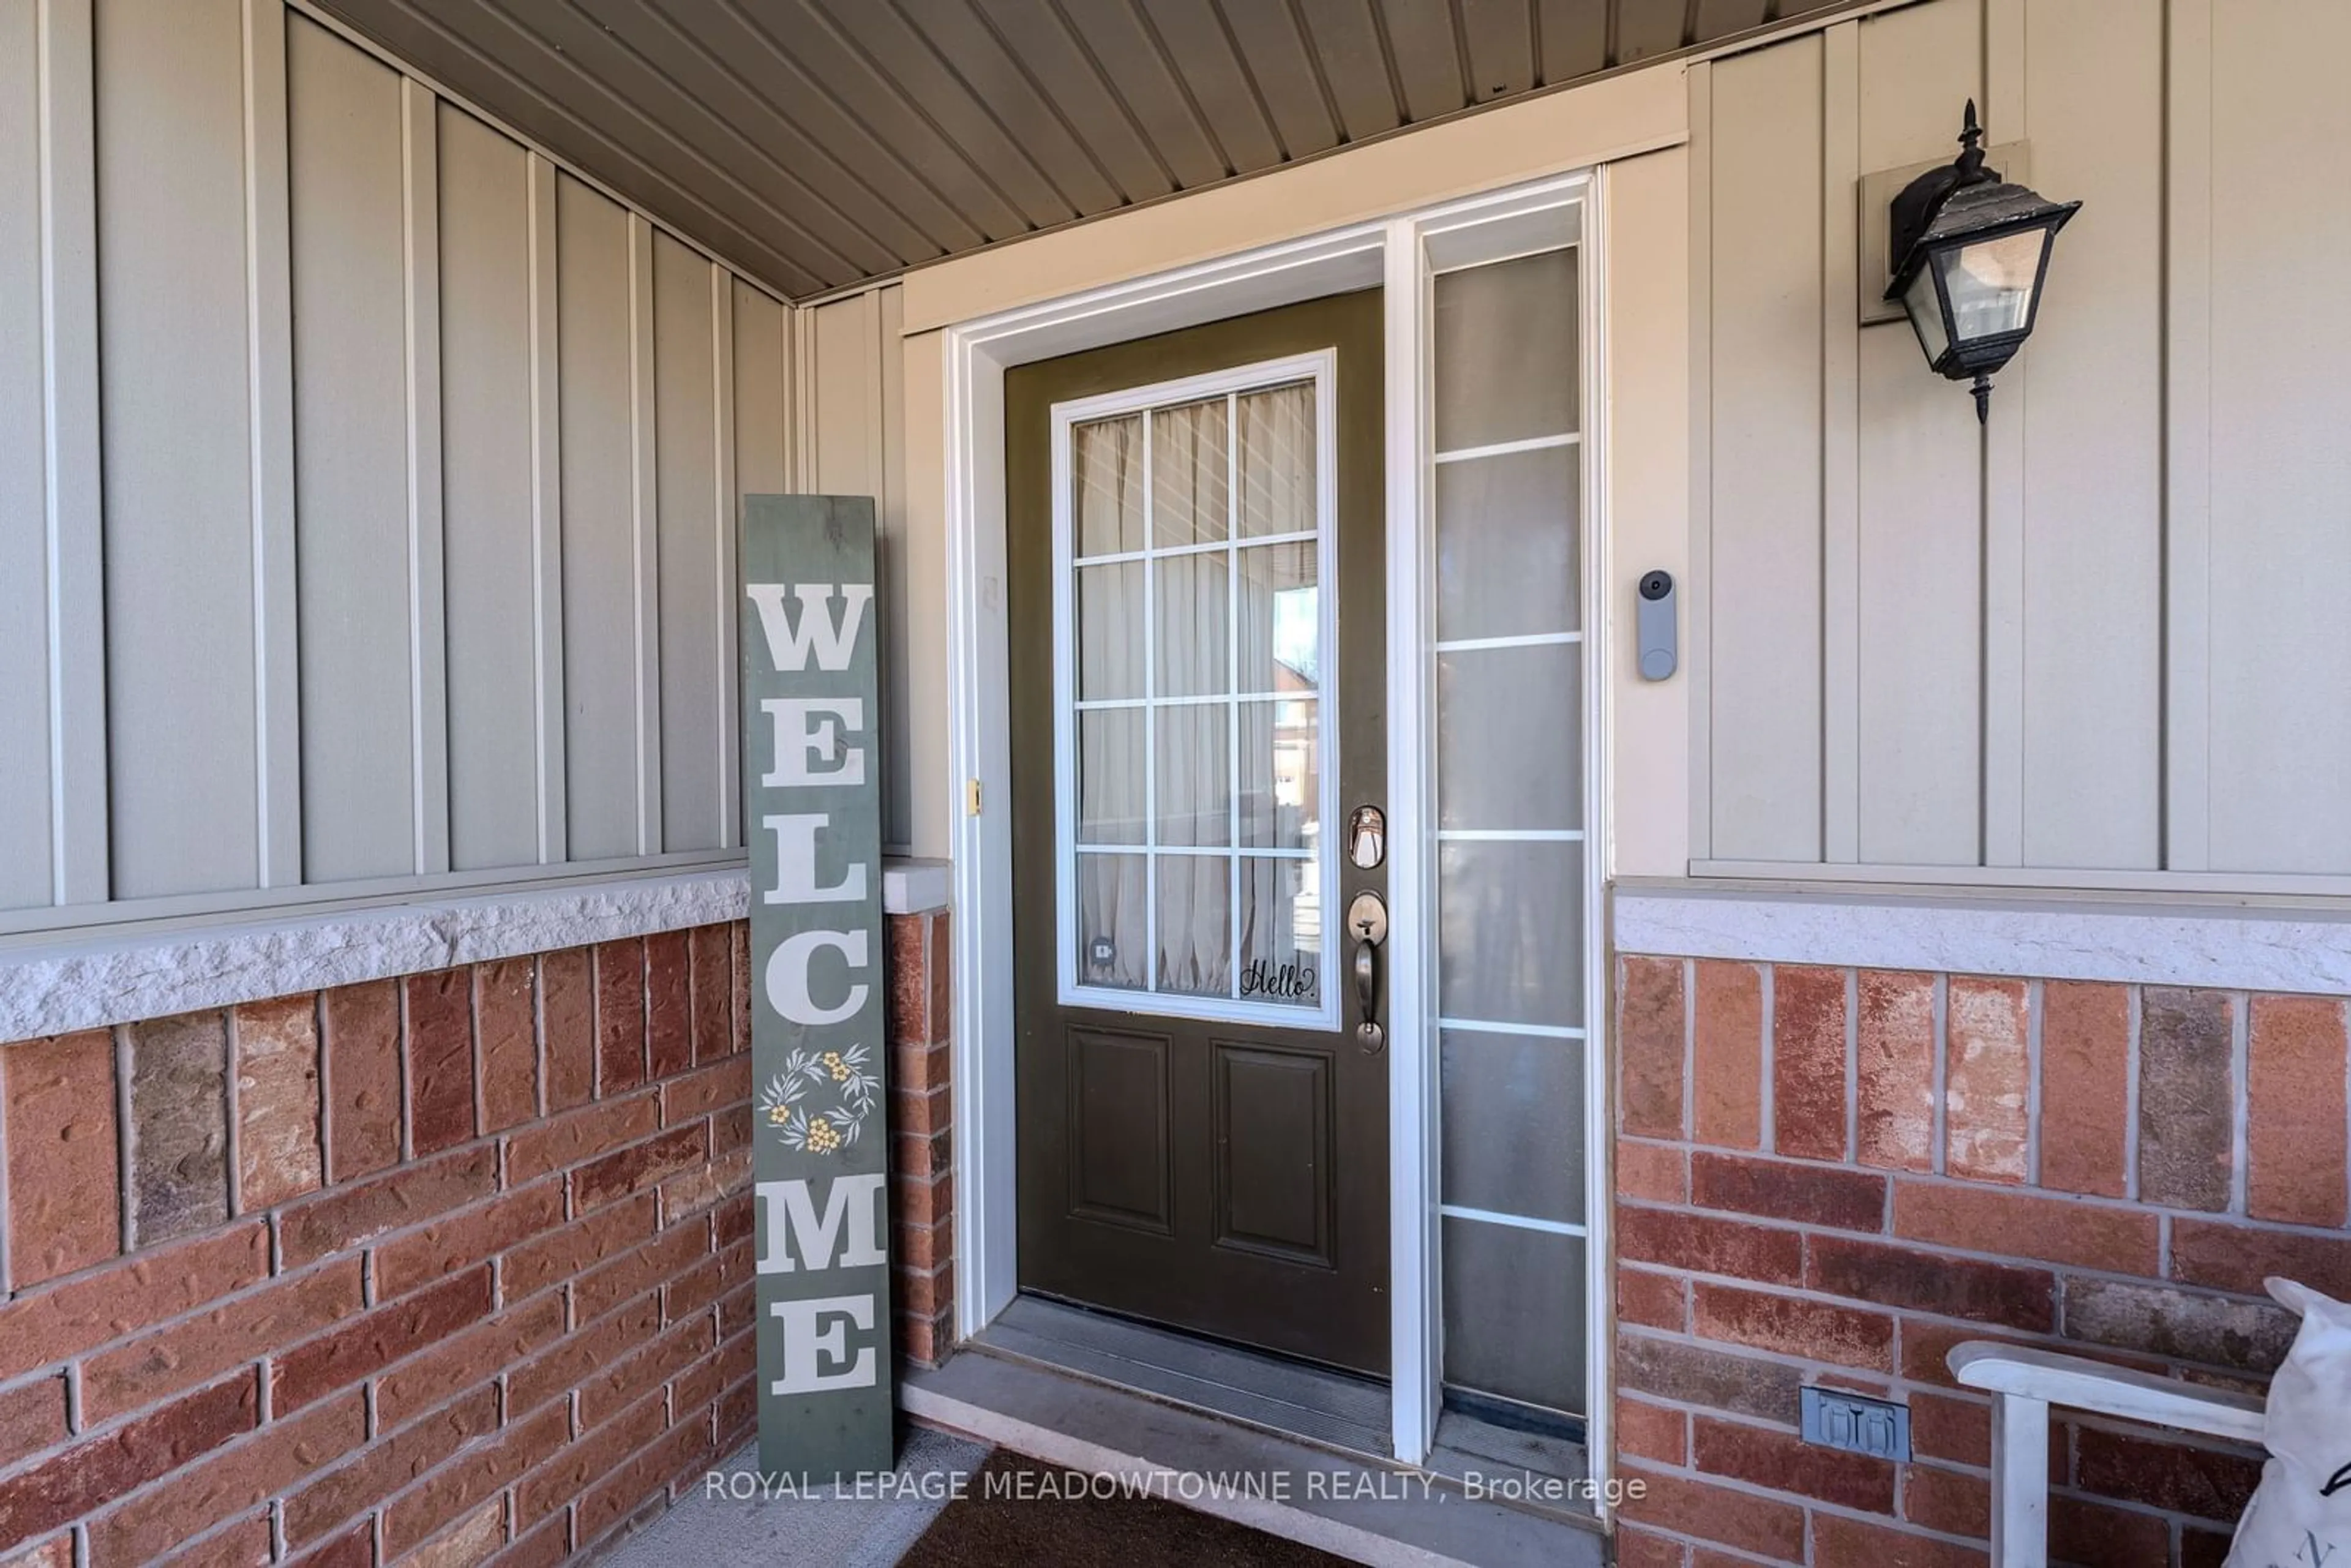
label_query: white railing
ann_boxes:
[1950,1342,2267,1567]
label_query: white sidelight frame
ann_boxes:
[942,168,1611,1482]
[1048,352,1345,1032]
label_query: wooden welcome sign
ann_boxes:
[739,495,894,1482]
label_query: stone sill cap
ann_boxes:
[0,858,952,1043]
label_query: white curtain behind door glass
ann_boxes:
[1152,399,1231,995]
[1075,414,1142,555]
[1068,384,1322,1008]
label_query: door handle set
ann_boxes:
[1346,889,1387,1055]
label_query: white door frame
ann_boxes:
[941,169,1611,1477]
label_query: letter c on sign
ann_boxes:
[766,928,870,1025]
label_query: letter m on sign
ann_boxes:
[738,495,893,1485]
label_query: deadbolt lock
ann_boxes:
[1348,805,1386,870]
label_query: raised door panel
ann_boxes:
[1066,1027,1174,1234]
[1212,1042,1333,1267]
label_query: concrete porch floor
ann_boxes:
[594,1348,1611,1568]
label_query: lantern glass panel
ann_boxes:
[1937,228,2047,345]
[1903,264,1949,366]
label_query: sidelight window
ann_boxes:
[1427,246,1591,1425]
[1052,356,1341,1029]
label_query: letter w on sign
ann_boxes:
[739,496,893,1484]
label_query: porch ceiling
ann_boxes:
[308,0,1853,301]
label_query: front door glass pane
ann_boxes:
[1155,553,1230,698]
[1075,709,1144,845]
[1076,561,1144,699]
[1238,384,1316,537]
[1151,399,1230,547]
[1076,854,1149,991]
[1074,415,1144,555]
[1063,370,1333,1023]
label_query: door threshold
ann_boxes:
[978,1295,1392,1458]
[901,1345,1607,1568]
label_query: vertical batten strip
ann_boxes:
[525,151,567,865]
[879,287,913,857]
[242,0,301,888]
[862,288,894,850]
[401,78,450,876]
[711,265,740,848]
[2162,0,2213,872]
[791,293,818,492]
[1978,0,2029,867]
[627,212,664,855]
[36,0,108,908]
[1819,23,1861,865]
[1684,59,1714,863]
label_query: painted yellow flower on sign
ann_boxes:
[759,1045,877,1158]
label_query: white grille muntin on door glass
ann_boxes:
[1051,352,1341,1031]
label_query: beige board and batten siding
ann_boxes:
[795,283,923,859]
[0,0,793,934]
[1692,0,2349,885]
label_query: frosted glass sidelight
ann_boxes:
[1438,644,1582,831]
[1427,238,1589,1420]
[1441,1217,1587,1416]
[1433,249,1578,451]
[1434,446,1580,642]
[1440,1029,1586,1223]
[1437,838,1584,1028]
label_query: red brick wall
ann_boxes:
[1612,955,2351,1568]
[888,911,954,1368]
[0,912,953,1567]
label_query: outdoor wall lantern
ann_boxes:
[1884,100,2080,422]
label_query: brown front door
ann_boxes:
[1008,290,1389,1376]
